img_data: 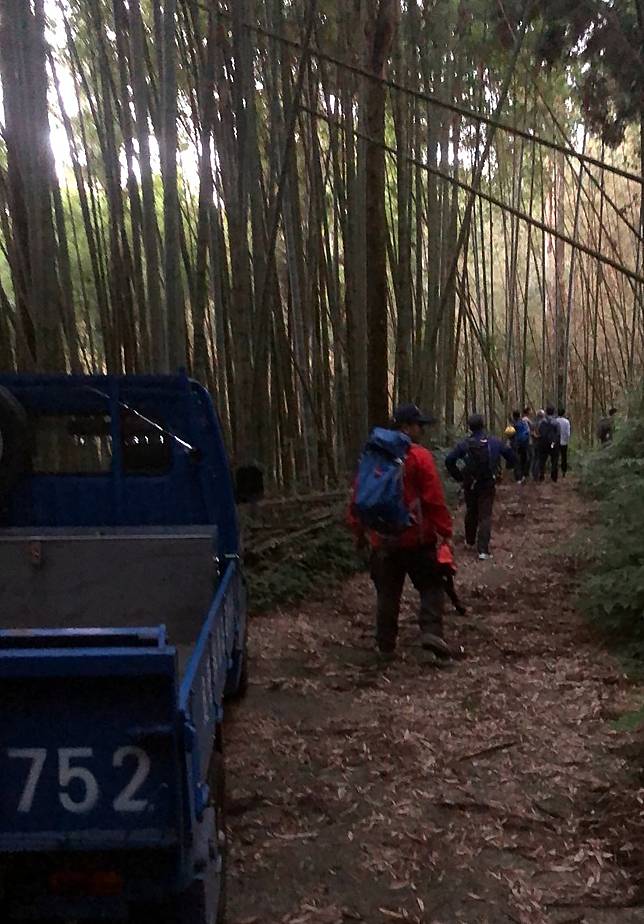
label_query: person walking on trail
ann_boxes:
[537,405,561,482]
[445,413,514,561]
[531,409,545,479]
[348,404,454,662]
[510,410,530,482]
[556,408,571,477]
[597,407,617,445]
[522,406,535,475]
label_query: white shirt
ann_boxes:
[557,416,571,446]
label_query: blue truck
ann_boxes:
[0,373,251,923]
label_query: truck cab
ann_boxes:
[0,373,248,923]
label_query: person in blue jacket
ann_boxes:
[445,413,515,560]
[510,409,531,482]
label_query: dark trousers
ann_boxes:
[370,546,444,651]
[514,445,530,481]
[560,445,568,476]
[538,444,560,482]
[464,483,495,554]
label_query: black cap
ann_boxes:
[467,413,485,431]
[393,403,435,426]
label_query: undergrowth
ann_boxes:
[246,521,365,613]
[577,389,644,649]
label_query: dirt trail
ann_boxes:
[226,479,644,924]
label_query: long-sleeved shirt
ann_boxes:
[445,432,515,483]
[557,416,571,446]
[348,442,453,548]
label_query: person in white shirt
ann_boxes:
[557,407,571,477]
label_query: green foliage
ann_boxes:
[246,522,365,613]
[612,705,644,732]
[577,392,644,643]
[431,445,461,508]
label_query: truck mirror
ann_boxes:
[235,464,264,504]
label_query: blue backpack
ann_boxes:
[352,428,412,534]
[513,419,530,446]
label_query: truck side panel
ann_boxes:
[180,559,240,819]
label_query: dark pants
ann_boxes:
[464,482,495,554]
[560,445,568,476]
[514,444,530,481]
[370,546,444,652]
[538,444,560,482]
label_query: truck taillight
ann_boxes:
[49,869,123,897]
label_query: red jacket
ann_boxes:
[349,443,453,549]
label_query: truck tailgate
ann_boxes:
[0,630,183,852]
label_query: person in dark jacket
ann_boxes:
[597,407,617,445]
[445,414,514,560]
[537,405,560,482]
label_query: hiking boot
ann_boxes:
[478,552,493,561]
[420,632,452,659]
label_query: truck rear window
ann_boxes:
[30,413,173,475]
[121,413,173,474]
[31,414,112,473]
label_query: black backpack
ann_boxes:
[538,416,559,448]
[597,417,612,442]
[462,437,494,486]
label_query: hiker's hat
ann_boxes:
[467,413,485,431]
[393,403,435,426]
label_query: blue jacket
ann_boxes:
[445,432,515,483]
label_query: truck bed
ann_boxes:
[0,526,218,646]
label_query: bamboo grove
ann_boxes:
[0,0,642,487]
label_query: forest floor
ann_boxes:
[226,478,644,924]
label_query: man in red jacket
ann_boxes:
[349,404,453,660]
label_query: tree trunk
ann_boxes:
[161,0,186,370]
[0,0,66,370]
[365,0,398,428]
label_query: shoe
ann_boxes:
[478,552,493,560]
[420,632,452,658]
[376,646,396,663]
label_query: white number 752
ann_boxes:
[7,747,151,814]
